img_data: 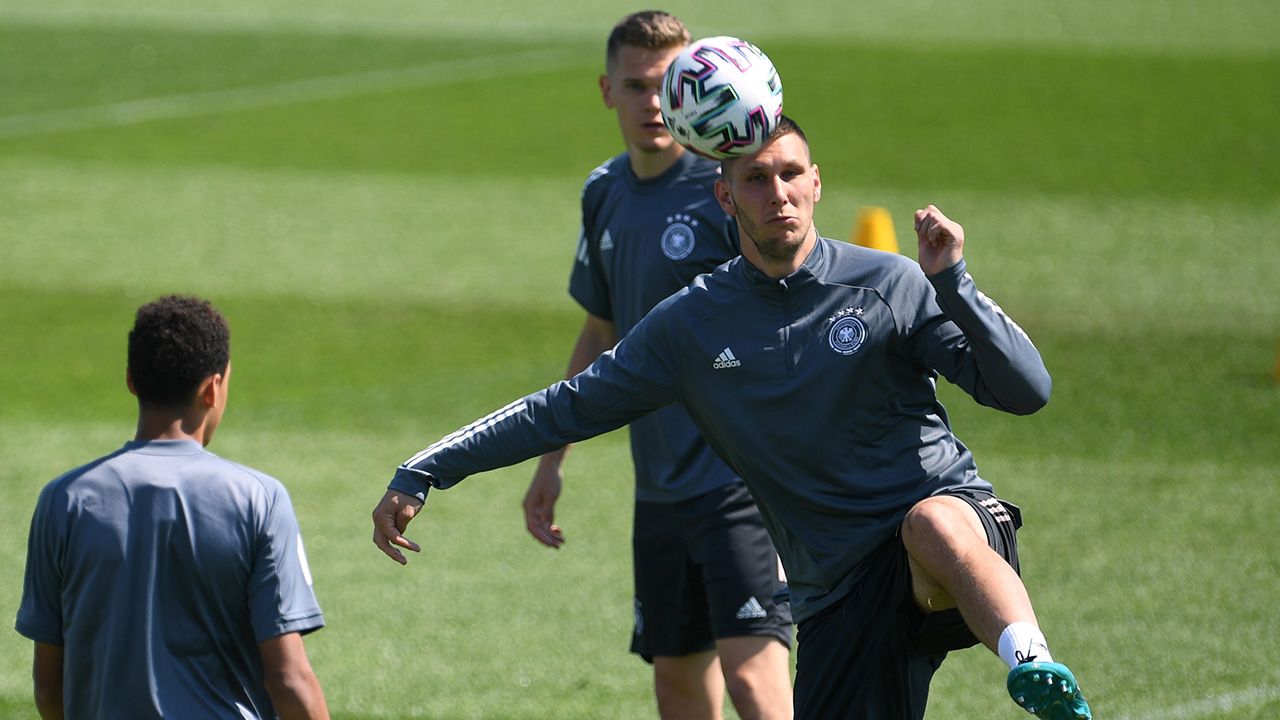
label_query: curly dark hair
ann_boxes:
[127,295,230,408]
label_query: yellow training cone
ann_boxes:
[852,206,899,254]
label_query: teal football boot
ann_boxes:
[1007,661,1092,719]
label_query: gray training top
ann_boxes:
[17,439,324,719]
[392,237,1051,623]
[571,151,741,502]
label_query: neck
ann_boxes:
[134,408,210,446]
[628,144,684,180]
[742,229,819,279]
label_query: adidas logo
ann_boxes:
[980,497,1013,523]
[736,596,767,620]
[713,347,741,369]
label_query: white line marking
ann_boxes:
[0,48,580,139]
[0,7,603,42]
[1112,685,1280,720]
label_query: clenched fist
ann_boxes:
[914,205,965,276]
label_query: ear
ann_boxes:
[714,177,736,216]
[599,73,615,109]
[812,163,822,204]
[197,372,223,409]
[126,369,138,397]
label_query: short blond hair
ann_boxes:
[606,10,690,72]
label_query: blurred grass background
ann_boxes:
[2,1,1277,717]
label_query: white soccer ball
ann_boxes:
[660,36,784,160]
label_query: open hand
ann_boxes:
[523,466,566,549]
[371,489,424,565]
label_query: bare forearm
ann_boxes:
[34,695,63,720]
[260,633,329,720]
[32,642,64,720]
[266,672,329,720]
[567,314,617,379]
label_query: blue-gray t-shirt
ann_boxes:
[16,439,324,719]
[570,151,741,502]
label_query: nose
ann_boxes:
[768,176,788,205]
[644,87,661,111]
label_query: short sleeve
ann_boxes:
[246,485,324,642]
[568,172,614,320]
[15,487,66,645]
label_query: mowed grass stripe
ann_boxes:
[0,159,587,303]
[2,420,1276,717]
[3,1,1278,56]
[0,47,582,139]
[3,158,1275,334]
[1113,686,1280,720]
[3,26,1275,201]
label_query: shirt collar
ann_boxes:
[122,438,206,455]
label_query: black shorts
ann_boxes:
[793,489,1023,720]
[630,481,793,661]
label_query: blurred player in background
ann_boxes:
[17,295,328,720]
[518,11,793,720]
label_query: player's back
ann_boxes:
[28,439,313,719]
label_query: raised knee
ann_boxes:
[901,497,975,553]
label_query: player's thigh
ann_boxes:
[714,635,790,678]
[906,490,1023,583]
[653,651,725,719]
[902,489,1025,654]
[632,500,714,659]
[904,490,1021,569]
[793,537,937,720]
[684,484,791,642]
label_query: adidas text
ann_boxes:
[713,348,741,369]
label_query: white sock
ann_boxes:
[998,621,1054,669]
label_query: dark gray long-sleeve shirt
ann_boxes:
[392,236,1050,622]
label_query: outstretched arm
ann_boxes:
[376,301,684,561]
[524,313,618,549]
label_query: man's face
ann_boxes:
[715,132,822,269]
[600,44,684,156]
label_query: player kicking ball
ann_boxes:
[373,116,1091,719]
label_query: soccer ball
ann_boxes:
[660,36,784,160]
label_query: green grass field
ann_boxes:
[2,1,1278,717]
